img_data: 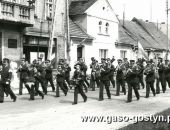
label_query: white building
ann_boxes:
[69,0,119,72]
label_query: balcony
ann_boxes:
[0,0,34,27]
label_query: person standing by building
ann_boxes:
[115,59,126,96]
[56,65,68,97]
[99,58,111,101]
[72,64,87,105]
[156,57,166,93]
[126,60,140,103]
[45,60,55,92]
[0,58,17,103]
[144,60,156,98]
[17,58,31,95]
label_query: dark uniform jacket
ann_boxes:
[56,70,65,82]
[73,70,84,85]
[144,65,155,83]
[1,66,12,84]
[100,66,110,81]
[65,66,71,78]
[18,64,29,80]
[36,64,46,79]
[164,63,170,78]
[157,62,165,79]
[116,65,126,80]
[45,66,53,79]
[126,65,139,84]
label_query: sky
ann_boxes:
[108,0,169,24]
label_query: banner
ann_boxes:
[137,42,149,60]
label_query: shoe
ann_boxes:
[72,102,77,105]
[19,92,22,95]
[13,96,17,102]
[98,99,104,101]
[145,96,149,98]
[137,97,140,100]
[108,97,111,99]
[0,101,3,103]
[29,98,34,100]
[65,92,67,96]
[84,97,87,102]
[126,101,131,103]
[41,95,44,99]
[156,92,160,94]
[153,93,156,96]
[52,88,55,92]
[115,94,119,96]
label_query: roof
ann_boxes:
[69,0,97,15]
[119,18,168,51]
[69,18,93,40]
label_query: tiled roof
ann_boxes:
[69,0,97,15]
[119,18,168,50]
[69,18,93,39]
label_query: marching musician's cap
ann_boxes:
[38,57,42,60]
[91,57,95,60]
[158,57,162,60]
[45,59,50,63]
[21,58,25,61]
[107,58,111,61]
[3,58,10,63]
[123,58,128,60]
[130,60,135,62]
[117,59,122,62]
[101,58,106,61]
[150,59,153,63]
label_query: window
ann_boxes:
[105,23,109,34]
[46,0,53,19]
[99,21,102,33]
[2,3,14,17]
[20,7,29,19]
[120,50,127,59]
[99,49,108,59]
[8,39,17,48]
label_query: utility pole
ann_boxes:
[166,0,170,59]
[47,0,58,60]
[66,0,71,63]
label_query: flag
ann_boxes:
[137,42,149,60]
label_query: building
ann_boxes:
[118,18,169,60]
[0,0,34,62]
[69,0,119,70]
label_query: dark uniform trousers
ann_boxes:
[45,78,55,91]
[56,82,68,97]
[127,81,140,102]
[74,82,87,104]
[0,82,16,102]
[165,71,170,89]
[138,74,145,89]
[116,79,126,95]
[30,83,44,100]
[19,79,31,94]
[35,76,47,94]
[99,80,111,100]
[109,75,115,88]
[146,81,155,98]
[156,73,166,93]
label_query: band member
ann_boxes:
[17,58,31,95]
[90,57,97,91]
[0,58,17,103]
[56,65,68,97]
[29,64,44,100]
[72,64,87,105]
[34,57,47,94]
[144,60,156,98]
[115,59,126,96]
[64,60,71,89]
[45,60,55,92]
[156,57,166,93]
[137,58,145,89]
[164,60,170,88]
[99,58,111,101]
[107,58,115,88]
[126,60,140,103]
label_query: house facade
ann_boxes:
[69,0,119,70]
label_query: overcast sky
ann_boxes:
[108,0,169,23]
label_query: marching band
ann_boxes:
[0,56,170,105]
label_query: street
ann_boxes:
[1,85,170,130]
